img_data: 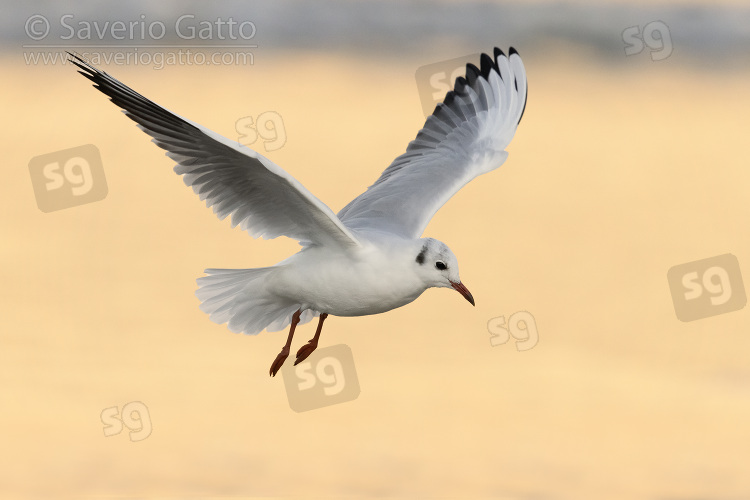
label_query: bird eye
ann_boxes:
[435,261,447,271]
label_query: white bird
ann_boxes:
[69,47,527,376]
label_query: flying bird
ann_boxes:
[69,47,527,376]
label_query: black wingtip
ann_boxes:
[465,62,480,86]
[425,46,526,128]
[479,53,495,79]
[454,76,468,94]
[443,90,456,106]
[67,51,95,76]
[66,51,86,66]
[518,79,528,125]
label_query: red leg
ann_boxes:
[294,313,328,365]
[269,309,301,377]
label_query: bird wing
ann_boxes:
[69,54,360,250]
[338,47,527,239]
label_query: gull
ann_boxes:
[69,47,527,376]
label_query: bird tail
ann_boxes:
[196,268,311,335]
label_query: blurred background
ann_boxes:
[3,0,750,498]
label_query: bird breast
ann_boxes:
[268,244,425,317]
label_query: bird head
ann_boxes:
[413,238,474,306]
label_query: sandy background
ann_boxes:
[3,31,750,500]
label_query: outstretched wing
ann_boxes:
[338,47,527,239]
[69,54,360,249]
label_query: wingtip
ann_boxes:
[66,50,85,65]
[443,90,456,106]
[465,62,481,86]
[67,51,95,75]
[454,75,468,94]
[479,53,495,79]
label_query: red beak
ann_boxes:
[450,281,475,306]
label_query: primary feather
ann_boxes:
[338,47,527,238]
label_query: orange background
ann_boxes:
[3,42,750,498]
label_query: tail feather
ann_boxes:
[196,267,309,335]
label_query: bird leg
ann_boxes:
[269,309,302,377]
[294,313,328,365]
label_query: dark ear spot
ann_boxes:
[416,245,427,265]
